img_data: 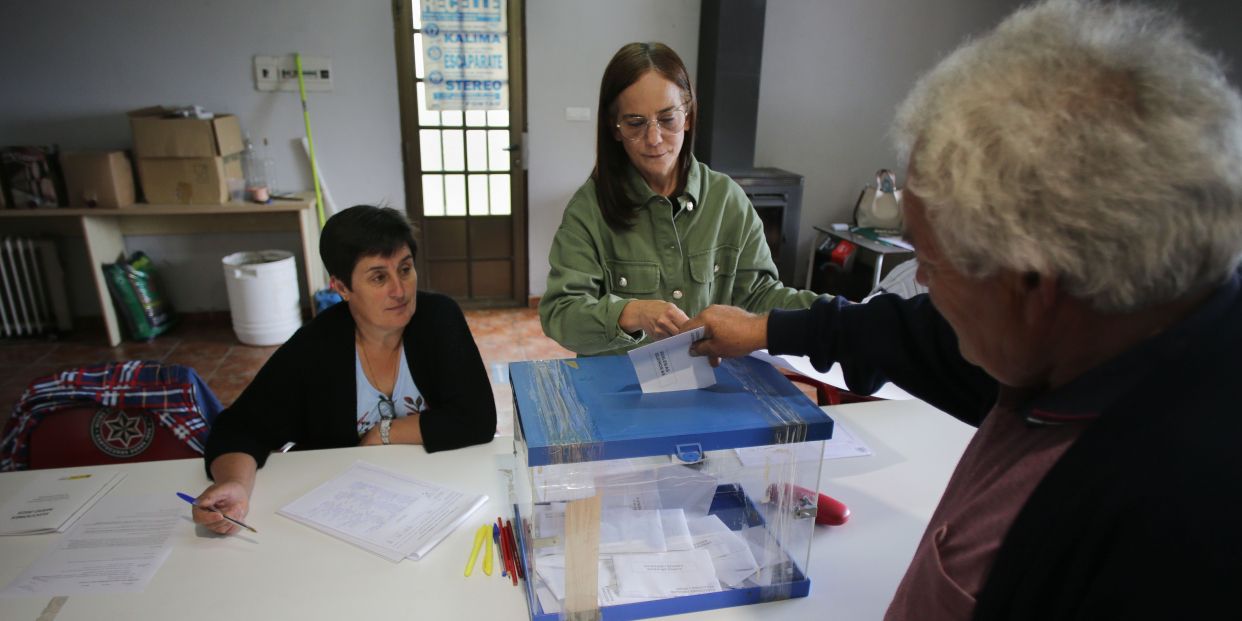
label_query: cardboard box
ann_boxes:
[128,107,245,158]
[137,155,243,205]
[60,151,136,208]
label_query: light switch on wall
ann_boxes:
[565,107,591,122]
[254,55,333,92]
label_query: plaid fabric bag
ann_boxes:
[0,360,222,471]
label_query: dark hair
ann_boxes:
[594,42,696,230]
[319,205,418,289]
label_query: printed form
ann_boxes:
[278,461,486,562]
[0,494,182,597]
[0,470,125,536]
[627,327,715,394]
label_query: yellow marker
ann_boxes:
[464,524,487,577]
[483,524,494,576]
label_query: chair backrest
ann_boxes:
[1,361,219,471]
[27,405,201,469]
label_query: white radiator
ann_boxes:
[0,237,72,338]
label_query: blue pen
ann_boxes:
[493,524,505,576]
[176,492,258,533]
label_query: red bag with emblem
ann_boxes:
[0,361,220,471]
[26,406,201,469]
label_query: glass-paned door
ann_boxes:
[393,0,527,306]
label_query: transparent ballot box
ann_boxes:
[510,356,834,621]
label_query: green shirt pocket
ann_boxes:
[689,245,740,284]
[606,260,661,295]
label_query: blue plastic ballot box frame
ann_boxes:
[510,356,834,621]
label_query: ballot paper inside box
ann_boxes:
[509,356,834,621]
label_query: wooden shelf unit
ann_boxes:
[0,197,323,346]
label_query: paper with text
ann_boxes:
[749,349,914,400]
[0,494,180,597]
[735,423,873,466]
[613,549,722,598]
[0,471,125,536]
[687,514,760,587]
[278,461,486,562]
[628,327,715,393]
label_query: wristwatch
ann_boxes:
[379,418,392,445]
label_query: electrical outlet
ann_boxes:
[565,107,591,122]
[253,55,333,92]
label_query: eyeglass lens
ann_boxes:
[618,108,686,140]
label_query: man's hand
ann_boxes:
[681,305,769,364]
[619,300,690,341]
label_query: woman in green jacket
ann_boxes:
[540,42,820,357]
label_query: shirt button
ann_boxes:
[672,290,684,300]
[686,201,695,211]
[619,276,628,287]
[713,264,720,274]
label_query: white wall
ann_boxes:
[756,0,1021,286]
[0,0,403,313]
[525,0,701,298]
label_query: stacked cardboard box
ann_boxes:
[129,107,244,204]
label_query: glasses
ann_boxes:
[376,395,395,421]
[616,105,689,142]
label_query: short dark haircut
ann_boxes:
[594,42,697,230]
[319,205,418,289]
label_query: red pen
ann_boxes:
[505,519,524,581]
[499,517,517,585]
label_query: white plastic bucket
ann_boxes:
[221,250,303,346]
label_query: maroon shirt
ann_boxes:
[885,392,1087,620]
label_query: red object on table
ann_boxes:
[498,517,516,584]
[504,520,524,581]
[768,483,851,526]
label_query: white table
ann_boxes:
[0,399,974,621]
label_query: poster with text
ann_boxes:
[420,0,508,110]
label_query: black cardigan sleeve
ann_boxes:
[203,302,357,477]
[203,324,319,475]
[407,292,497,452]
[766,293,997,425]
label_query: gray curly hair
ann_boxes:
[893,0,1242,313]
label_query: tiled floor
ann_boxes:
[0,307,573,433]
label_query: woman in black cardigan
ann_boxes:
[192,205,496,535]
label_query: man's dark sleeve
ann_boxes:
[767,293,996,424]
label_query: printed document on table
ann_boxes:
[0,470,125,535]
[749,349,914,401]
[627,327,715,394]
[735,422,873,466]
[278,461,486,562]
[612,549,722,598]
[0,493,181,597]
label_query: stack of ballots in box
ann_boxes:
[509,355,834,621]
